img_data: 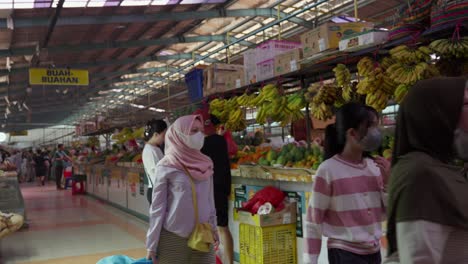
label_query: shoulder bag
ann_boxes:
[180,163,215,252]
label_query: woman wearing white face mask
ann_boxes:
[386,77,468,264]
[146,115,218,264]
[304,103,390,264]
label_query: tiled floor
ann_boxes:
[0,183,148,264]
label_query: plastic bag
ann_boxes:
[96,255,152,264]
[241,186,286,214]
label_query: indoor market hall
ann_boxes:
[0,0,466,264]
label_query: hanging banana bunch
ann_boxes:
[333,64,355,102]
[429,37,468,59]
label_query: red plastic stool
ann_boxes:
[72,174,87,195]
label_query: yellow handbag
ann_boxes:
[181,164,215,252]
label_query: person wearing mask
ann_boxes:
[53,144,70,190]
[34,149,47,186]
[146,115,218,264]
[386,77,468,264]
[197,110,234,264]
[304,102,390,264]
[142,119,168,205]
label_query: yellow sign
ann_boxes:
[29,68,89,86]
[128,172,140,184]
[111,168,122,179]
[9,130,28,136]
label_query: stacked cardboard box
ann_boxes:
[203,63,244,96]
[255,40,302,81]
[301,22,374,58]
[274,48,303,76]
[339,29,389,51]
[243,49,258,84]
[225,71,246,91]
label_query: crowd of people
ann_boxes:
[3,149,52,185]
[1,144,74,188]
[140,77,467,264]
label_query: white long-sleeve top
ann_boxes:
[146,165,217,253]
[386,220,468,264]
[142,144,164,189]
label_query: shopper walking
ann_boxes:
[26,150,36,183]
[53,144,69,190]
[9,151,23,182]
[142,119,167,205]
[304,102,390,264]
[21,152,28,182]
[43,150,51,182]
[34,149,47,186]
[146,115,217,264]
[386,77,468,264]
[197,110,234,264]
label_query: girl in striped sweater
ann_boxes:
[304,103,390,264]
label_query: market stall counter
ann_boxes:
[229,168,324,264]
[80,164,150,221]
[81,162,329,263]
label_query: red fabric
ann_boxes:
[223,131,238,157]
[241,186,286,214]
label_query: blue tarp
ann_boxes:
[96,255,152,264]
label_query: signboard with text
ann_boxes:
[29,68,89,86]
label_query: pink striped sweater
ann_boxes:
[304,155,387,264]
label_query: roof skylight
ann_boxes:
[0,0,226,9]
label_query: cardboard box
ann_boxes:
[243,49,257,84]
[256,59,275,82]
[237,202,297,227]
[203,63,244,96]
[256,40,302,62]
[225,71,245,91]
[274,48,303,76]
[301,22,374,57]
[339,29,389,51]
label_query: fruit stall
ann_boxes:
[195,12,465,263]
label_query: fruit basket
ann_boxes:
[431,0,468,29]
[388,23,425,41]
[239,223,297,264]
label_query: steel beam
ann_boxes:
[0,71,166,92]
[0,52,214,76]
[0,8,314,29]
[0,35,253,58]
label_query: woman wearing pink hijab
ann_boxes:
[146,115,217,264]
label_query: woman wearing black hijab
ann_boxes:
[386,77,468,264]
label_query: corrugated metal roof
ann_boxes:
[0,0,402,131]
